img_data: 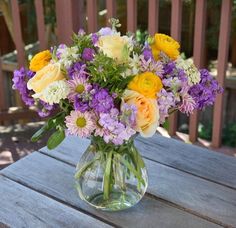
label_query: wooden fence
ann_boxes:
[0,0,233,148]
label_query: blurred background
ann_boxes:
[0,0,236,169]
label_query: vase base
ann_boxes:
[85,190,142,211]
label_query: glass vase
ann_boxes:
[74,136,148,211]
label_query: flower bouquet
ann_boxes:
[13,19,222,211]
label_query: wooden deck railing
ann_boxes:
[0,0,233,148]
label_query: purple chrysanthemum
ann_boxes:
[178,92,196,115]
[189,69,223,110]
[65,110,96,137]
[67,76,92,101]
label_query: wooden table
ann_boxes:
[0,134,236,228]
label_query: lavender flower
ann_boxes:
[74,96,90,113]
[12,67,35,106]
[120,103,137,128]
[91,33,99,45]
[178,92,196,115]
[78,29,85,36]
[189,69,223,110]
[56,44,67,59]
[36,100,55,118]
[82,48,95,61]
[142,48,153,61]
[140,55,164,76]
[67,62,87,79]
[98,27,114,36]
[157,89,176,124]
[98,108,136,145]
[91,88,114,113]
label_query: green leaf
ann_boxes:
[31,125,48,142]
[47,130,65,150]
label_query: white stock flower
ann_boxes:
[176,57,200,85]
[121,54,140,78]
[42,80,70,105]
[59,46,79,68]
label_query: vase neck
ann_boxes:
[90,136,135,154]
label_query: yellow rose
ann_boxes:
[128,72,163,98]
[98,34,131,63]
[122,90,159,137]
[27,63,65,96]
[151,33,180,60]
[29,50,52,72]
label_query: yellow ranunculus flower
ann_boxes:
[98,34,130,63]
[29,50,52,72]
[128,72,163,98]
[122,90,159,137]
[27,63,65,96]
[151,33,180,60]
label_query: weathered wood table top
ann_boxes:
[0,134,236,228]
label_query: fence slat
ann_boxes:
[0,55,5,111]
[106,0,116,25]
[189,0,207,142]
[148,0,159,35]
[168,0,182,136]
[87,0,98,33]
[34,0,47,50]
[10,0,25,67]
[71,0,84,32]
[55,0,74,44]
[127,0,137,32]
[212,0,232,148]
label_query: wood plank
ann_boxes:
[127,0,137,32]
[40,135,236,189]
[189,0,207,142]
[1,152,221,228]
[137,135,236,189]
[34,0,47,50]
[212,0,232,148]
[0,175,111,228]
[148,0,159,35]
[39,137,236,226]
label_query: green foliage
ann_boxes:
[31,111,67,149]
[198,122,236,147]
[72,33,94,54]
[88,53,134,96]
[47,129,65,150]
[222,123,236,147]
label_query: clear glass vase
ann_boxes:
[75,136,148,211]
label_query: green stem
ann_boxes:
[74,156,99,180]
[103,151,113,200]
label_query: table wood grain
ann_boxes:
[0,134,235,228]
